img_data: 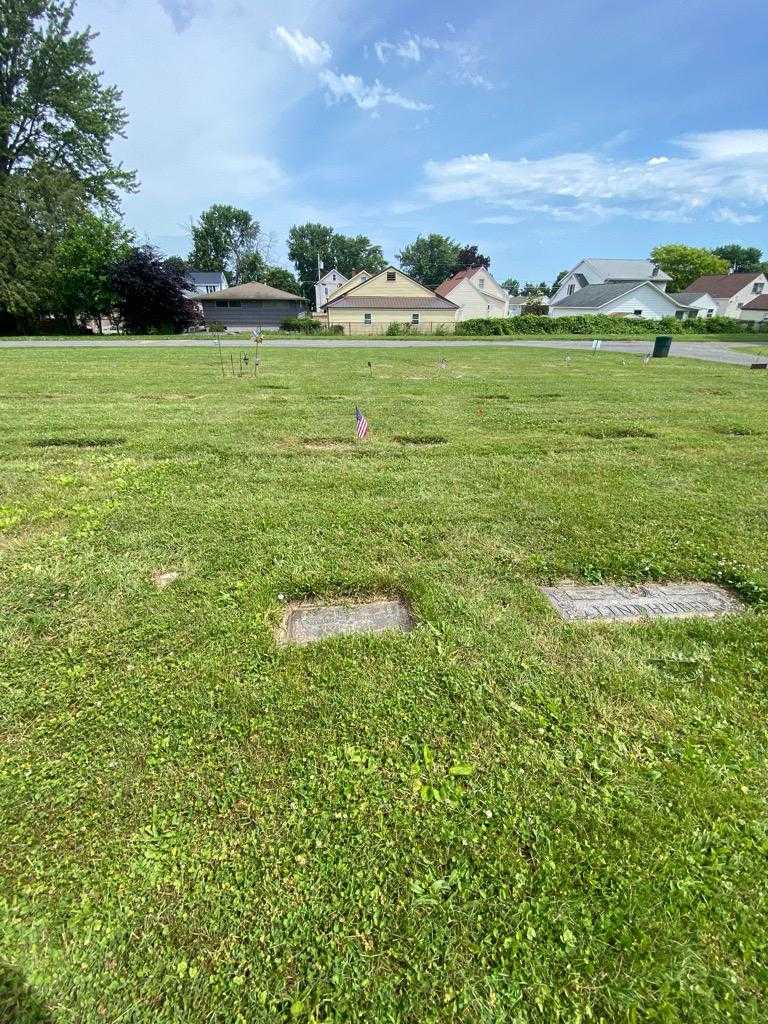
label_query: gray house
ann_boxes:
[194,281,306,330]
[184,270,227,297]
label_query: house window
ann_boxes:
[567,284,576,296]
[206,285,217,293]
[753,283,764,294]
[707,309,714,317]
[633,310,643,317]
[332,274,336,281]
[675,310,685,319]
[216,300,228,307]
[478,278,485,288]
[387,271,396,282]
[364,313,373,325]
[411,313,420,325]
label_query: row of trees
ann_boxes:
[649,244,768,292]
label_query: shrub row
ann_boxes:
[454,314,753,337]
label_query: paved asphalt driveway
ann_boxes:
[0,336,762,366]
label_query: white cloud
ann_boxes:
[712,207,762,225]
[275,26,332,66]
[678,129,768,161]
[372,28,494,89]
[319,69,431,111]
[423,131,768,224]
[374,34,440,64]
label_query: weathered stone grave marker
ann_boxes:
[279,598,413,645]
[152,570,179,590]
[540,582,744,623]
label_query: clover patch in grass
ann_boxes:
[278,596,413,645]
[713,425,760,437]
[31,437,125,449]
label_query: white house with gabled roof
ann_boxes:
[550,259,671,307]
[435,266,511,320]
[314,268,348,312]
[549,281,691,320]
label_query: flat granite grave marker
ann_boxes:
[540,582,745,623]
[279,598,413,645]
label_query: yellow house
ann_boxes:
[322,266,459,333]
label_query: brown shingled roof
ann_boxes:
[686,273,763,298]
[195,281,305,302]
[741,294,768,310]
[435,268,476,297]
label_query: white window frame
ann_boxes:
[363,313,373,325]
[633,309,643,317]
[567,283,576,296]
[411,313,420,325]
[386,271,396,282]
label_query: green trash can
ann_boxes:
[652,335,672,358]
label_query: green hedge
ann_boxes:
[454,314,752,337]
[280,317,323,333]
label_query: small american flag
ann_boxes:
[355,405,370,439]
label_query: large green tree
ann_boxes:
[0,1,135,330]
[396,234,461,290]
[501,278,520,294]
[0,0,135,204]
[650,244,730,292]
[0,167,84,328]
[711,244,763,273]
[48,211,133,331]
[287,222,385,301]
[189,205,262,285]
[452,245,491,273]
[261,266,302,295]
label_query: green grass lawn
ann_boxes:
[1,346,767,1023]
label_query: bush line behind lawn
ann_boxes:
[454,313,756,336]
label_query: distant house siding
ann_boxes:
[326,308,456,333]
[449,280,506,320]
[550,284,679,320]
[201,300,304,329]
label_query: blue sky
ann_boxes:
[77,0,768,283]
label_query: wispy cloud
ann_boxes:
[319,70,431,112]
[374,33,440,64]
[450,42,494,90]
[274,26,332,66]
[423,130,768,224]
[678,129,768,161]
[372,27,494,89]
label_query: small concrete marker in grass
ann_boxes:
[750,362,768,370]
[152,570,179,590]
[540,582,745,623]
[279,598,413,645]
